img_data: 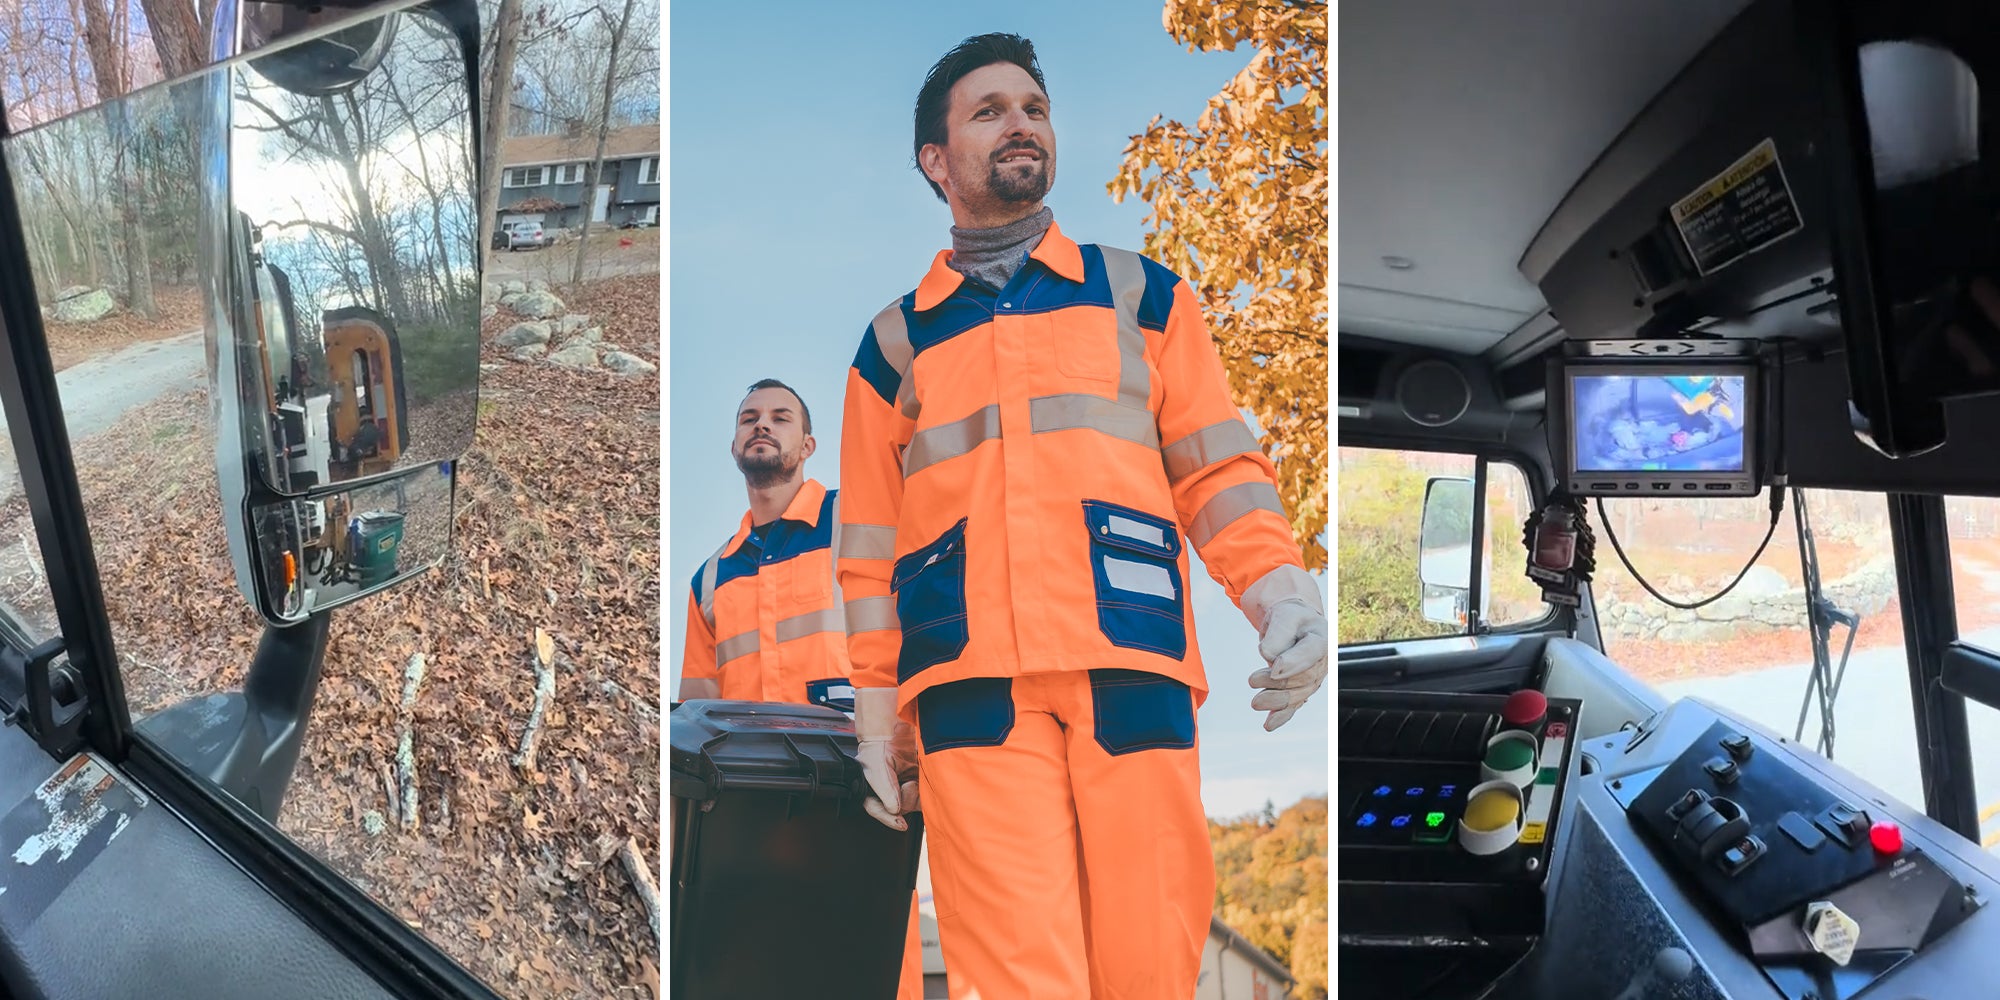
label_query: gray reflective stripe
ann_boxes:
[897,367,922,421]
[716,630,759,667]
[1162,420,1262,485]
[845,596,900,634]
[1100,247,1152,409]
[696,543,726,629]
[1102,555,1179,600]
[873,301,914,378]
[1029,394,1160,449]
[827,501,844,605]
[1189,481,1287,549]
[839,524,899,561]
[879,300,923,422]
[904,404,1001,478]
[777,607,847,643]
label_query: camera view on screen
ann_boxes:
[1572,373,1748,473]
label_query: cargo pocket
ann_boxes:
[805,678,855,713]
[916,677,1015,754]
[1089,669,1196,755]
[1083,500,1187,659]
[892,519,970,682]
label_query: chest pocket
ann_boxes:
[792,545,832,605]
[1051,308,1120,383]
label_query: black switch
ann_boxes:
[1817,803,1871,849]
[1719,835,1764,876]
[1704,756,1740,785]
[1668,788,1710,822]
[1721,733,1754,762]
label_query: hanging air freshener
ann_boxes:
[1524,493,1595,608]
[1526,504,1577,585]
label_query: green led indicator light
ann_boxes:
[1426,812,1446,828]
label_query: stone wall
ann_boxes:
[1596,556,1897,642]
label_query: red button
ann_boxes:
[1870,820,1903,854]
[1502,690,1548,726]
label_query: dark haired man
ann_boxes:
[837,32,1327,998]
[681,379,923,1000]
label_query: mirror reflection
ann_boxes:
[254,460,452,620]
[229,7,479,494]
[1419,475,1476,625]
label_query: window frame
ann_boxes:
[1336,442,1562,646]
[637,155,659,185]
[552,162,584,185]
[0,2,513,994]
[503,164,547,188]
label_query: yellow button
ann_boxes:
[1464,789,1521,833]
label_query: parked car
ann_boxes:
[504,221,547,251]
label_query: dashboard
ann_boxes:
[1337,686,2000,1000]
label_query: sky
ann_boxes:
[666,0,1328,820]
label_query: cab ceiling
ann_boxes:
[1338,0,1753,357]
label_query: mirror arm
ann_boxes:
[216,611,332,822]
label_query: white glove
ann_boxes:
[854,687,921,831]
[1242,566,1329,732]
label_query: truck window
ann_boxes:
[0,11,519,996]
[1337,446,1550,644]
[1597,488,1922,810]
[1942,495,2000,852]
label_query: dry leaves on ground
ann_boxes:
[0,274,662,999]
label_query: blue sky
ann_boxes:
[667,0,1327,820]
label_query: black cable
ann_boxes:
[1593,487,1786,610]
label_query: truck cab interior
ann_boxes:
[1339,2,2000,998]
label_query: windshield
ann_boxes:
[1597,489,1928,811]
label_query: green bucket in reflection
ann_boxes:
[351,511,406,587]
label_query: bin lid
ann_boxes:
[669,699,864,802]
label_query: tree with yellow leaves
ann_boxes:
[1111,0,1328,569]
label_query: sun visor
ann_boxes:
[1520,0,2000,460]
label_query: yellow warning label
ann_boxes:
[1521,822,1546,845]
[1669,137,1802,277]
[1673,140,1779,225]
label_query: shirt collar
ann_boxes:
[913,219,1085,312]
[726,478,828,556]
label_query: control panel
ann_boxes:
[1338,688,1582,948]
[1618,720,1981,999]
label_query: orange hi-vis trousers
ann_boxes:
[914,670,1212,999]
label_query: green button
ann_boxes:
[1538,766,1559,785]
[1486,740,1535,771]
[1414,819,1452,844]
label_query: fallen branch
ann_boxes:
[18,533,43,595]
[619,837,659,942]
[598,678,658,719]
[396,652,427,832]
[378,760,399,827]
[514,629,557,773]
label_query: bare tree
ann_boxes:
[75,0,157,318]
[477,0,523,256]
[569,0,634,286]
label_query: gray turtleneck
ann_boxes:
[947,206,1054,293]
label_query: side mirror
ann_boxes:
[1418,476,1479,626]
[204,0,482,624]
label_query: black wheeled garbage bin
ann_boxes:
[669,699,924,999]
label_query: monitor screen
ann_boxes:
[1571,372,1750,474]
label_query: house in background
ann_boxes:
[496,124,660,233]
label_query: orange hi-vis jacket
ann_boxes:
[681,479,856,707]
[837,222,1306,714]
